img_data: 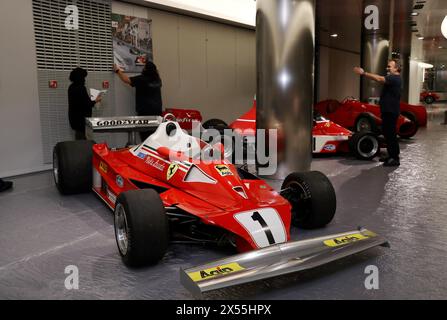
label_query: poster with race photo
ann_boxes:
[112,13,153,73]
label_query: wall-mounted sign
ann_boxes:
[49,80,58,89]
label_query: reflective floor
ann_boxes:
[1,104,447,300]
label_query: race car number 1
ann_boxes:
[234,208,287,248]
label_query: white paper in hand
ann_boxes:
[90,88,107,101]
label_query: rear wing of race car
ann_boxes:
[180,228,389,297]
[85,116,162,145]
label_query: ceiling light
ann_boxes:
[411,12,419,16]
[330,33,338,38]
[418,36,424,40]
[442,15,447,39]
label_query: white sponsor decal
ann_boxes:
[234,208,287,248]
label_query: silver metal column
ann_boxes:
[361,0,391,102]
[256,0,315,179]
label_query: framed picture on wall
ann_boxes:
[112,13,153,73]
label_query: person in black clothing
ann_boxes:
[68,67,102,140]
[0,178,13,192]
[114,61,163,141]
[354,60,402,167]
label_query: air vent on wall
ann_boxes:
[32,0,113,71]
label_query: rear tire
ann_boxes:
[114,189,169,267]
[281,171,336,229]
[349,132,380,160]
[202,119,228,130]
[53,140,94,195]
[355,115,377,133]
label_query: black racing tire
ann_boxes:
[424,96,434,104]
[114,189,169,267]
[355,114,378,133]
[53,140,94,195]
[349,132,380,160]
[281,171,336,229]
[202,118,228,130]
[398,120,419,139]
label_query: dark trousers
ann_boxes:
[382,112,400,160]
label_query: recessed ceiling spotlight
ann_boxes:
[418,36,425,40]
[330,33,338,38]
[411,12,419,16]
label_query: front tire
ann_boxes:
[281,171,336,229]
[114,189,169,267]
[53,140,94,195]
[349,132,380,160]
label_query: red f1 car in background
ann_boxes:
[314,97,424,139]
[199,100,382,161]
[53,116,387,295]
[420,91,440,105]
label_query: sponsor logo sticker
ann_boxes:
[323,233,372,247]
[215,165,233,177]
[137,152,147,160]
[99,162,108,173]
[323,144,336,151]
[167,163,179,180]
[187,263,245,282]
[146,157,166,171]
[116,175,124,188]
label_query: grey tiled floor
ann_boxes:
[1,104,447,299]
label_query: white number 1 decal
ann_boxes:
[234,208,287,248]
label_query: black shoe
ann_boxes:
[379,157,390,163]
[0,181,13,192]
[383,158,400,167]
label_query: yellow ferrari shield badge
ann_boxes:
[167,163,179,180]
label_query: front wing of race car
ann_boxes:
[180,228,388,296]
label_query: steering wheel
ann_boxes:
[163,113,177,122]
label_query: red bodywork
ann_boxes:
[314,98,420,133]
[420,91,440,103]
[400,102,427,127]
[228,100,353,154]
[164,101,356,155]
[91,133,291,253]
[163,108,203,131]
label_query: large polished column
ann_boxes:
[361,0,391,102]
[391,0,413,102]
[256,0,315,178]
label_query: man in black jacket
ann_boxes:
[354,60,402,167]
[114,61,163,141]
[68,68,102,140]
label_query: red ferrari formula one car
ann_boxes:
[420,91,440,105]
[53,116,387,295]
[201,100,382,161]
[315,98,420,138]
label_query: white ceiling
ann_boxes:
[142,0,256,27]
